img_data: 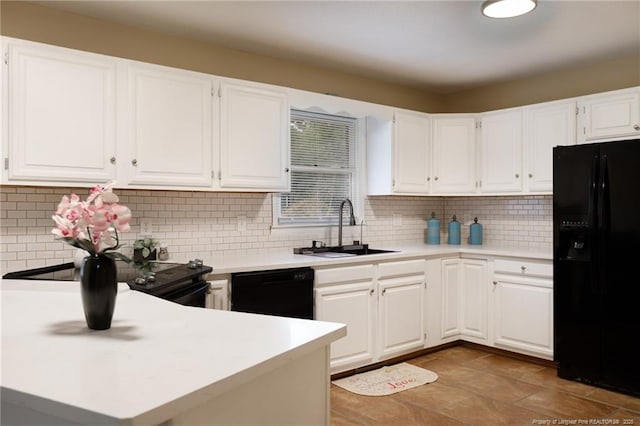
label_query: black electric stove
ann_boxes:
[2,260,213,307]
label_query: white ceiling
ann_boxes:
[34,0,640,93]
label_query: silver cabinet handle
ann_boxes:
[634,124,640,131]
[131,159,138,166]
[110,157,116,165]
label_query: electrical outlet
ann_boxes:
[392,214,402,226]
[140,219,152,236]
[237,215,247,232]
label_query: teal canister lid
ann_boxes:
[469,217,483,245]
[427,212,440,245]
[448,215,461,245]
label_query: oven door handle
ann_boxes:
[168,282,210,306]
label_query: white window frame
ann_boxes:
[272,110,364,228]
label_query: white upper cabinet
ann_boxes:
[367,111,430,195]
[523,100,576,193]
[393,111,431,194]
[4,38,117,183]
[431,115,477,194]
[124,62,214,187]
[479,109,523,193]
[578,87,640,143]
[219,82,290,191]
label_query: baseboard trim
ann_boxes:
[330,340,556,380]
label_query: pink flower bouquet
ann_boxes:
[51,182,132,260]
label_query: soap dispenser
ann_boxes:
[469,217,483,245]
[427,212,440,245]
[448,215,461,245]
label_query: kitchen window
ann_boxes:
[274,110,358,226]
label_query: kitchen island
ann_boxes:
[1,280,346,426]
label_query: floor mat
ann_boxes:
[332,362,438,396]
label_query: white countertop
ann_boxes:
[198,243,552,275]
[0,280,346,425]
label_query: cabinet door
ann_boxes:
[315,282,376,371]
[525,100,576,192]
[220,82,289,191]
[431,117,477,194]
[480,109,523,193]
[392,111,430,194]
[579,89,640,142]
[378,275,425,359]
[460,259,488,342]
[493,275,553,359]
[441,259,461,339]
[126,62,213,187]
[207,278,229,310]
[6,40,116,182]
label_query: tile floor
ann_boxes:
[331,345,640,425]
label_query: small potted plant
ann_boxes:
[133,237,159,262]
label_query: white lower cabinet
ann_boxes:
[492,258,554,359]
[377,259,426,359]
[440,258,488,343]
[441,258,462,339]
[315,255,553,373]
[206,276,230,310]
[314,259,425,373]
[315,265,376,372]
[459,259,489,343]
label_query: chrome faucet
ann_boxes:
[338,198,356,247]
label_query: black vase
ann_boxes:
[80,254,117,330]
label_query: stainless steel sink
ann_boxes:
[293,244,397,257]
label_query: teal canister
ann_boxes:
[426,212,440,244]
[448,215,461,245]
[469,217,483,245]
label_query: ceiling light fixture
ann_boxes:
[481,0,537,18]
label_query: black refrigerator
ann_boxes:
[553,139,640,396]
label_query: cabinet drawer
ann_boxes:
[314,264,375,286]
[378,259,425,279]
[493,258,552,278]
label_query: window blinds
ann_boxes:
[279,110,356,225]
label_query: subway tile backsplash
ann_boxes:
[0,186,551,273]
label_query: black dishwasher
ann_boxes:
[231,267,314,320]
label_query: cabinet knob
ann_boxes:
[131,159,138,166]
[427,177,431,181]
[434,176,439,181]
[492,281,497,285]
[634,124,640,131]
[284,168,290,173]
[369,289,374,295]
[515,173,520,178]
[382,288,386,295]
[521,266,527,272]
[528,173,533,178]
[110,157,116,165]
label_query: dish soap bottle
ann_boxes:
[448,215,461,245]
[427,212,440,244]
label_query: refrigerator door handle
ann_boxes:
[597,154,608,295]
[588,155,598,227]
